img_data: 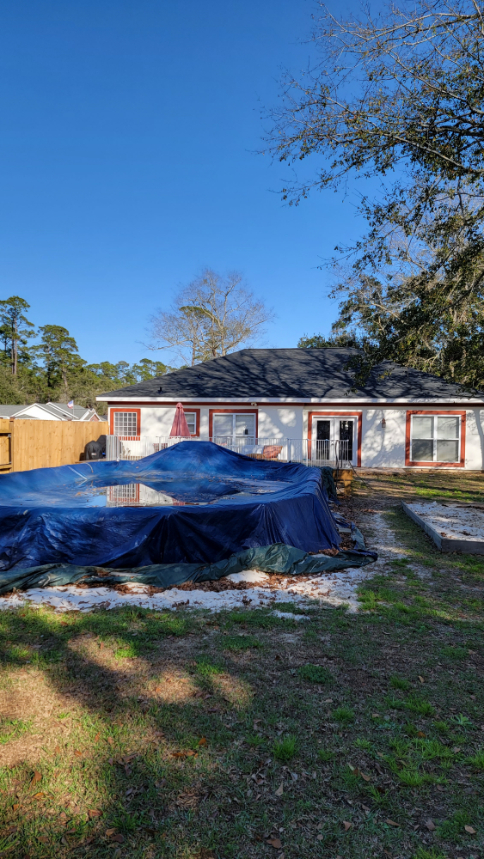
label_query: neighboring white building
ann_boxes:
[96,348,484,470]
[0,402,104,422]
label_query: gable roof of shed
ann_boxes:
[97,348,484,402]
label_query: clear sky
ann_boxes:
[0,0,369,367]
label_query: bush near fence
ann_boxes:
[0,418,106,473]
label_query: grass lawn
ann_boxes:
[0,471,483,858]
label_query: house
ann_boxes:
[0,402,105,422]
[96,348,484,469]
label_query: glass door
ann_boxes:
[338,420,354,464]
[312,417,356,464]
[315,419,331,461]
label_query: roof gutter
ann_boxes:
[97,395,484,405]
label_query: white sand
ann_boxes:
[0,563,373,615]
[406,501,484,543]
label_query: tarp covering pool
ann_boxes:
[0,441,376,593]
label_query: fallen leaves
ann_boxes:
[176,791,201,809]
[385,819,399,827]
[343,821,352,831]
[275,782,284,796]
[94,732,100,742]
[197,737,207,746]
[464,825,476,834]
[30,771,42,786]
[88,809,102,819]
[266,838,283,849]
[172,749,197,759]
[425,819,436,831]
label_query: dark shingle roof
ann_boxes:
[97,348,484,402]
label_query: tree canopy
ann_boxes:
[0,297,170,412]
[149,269,274,366]
[268,0,484,389]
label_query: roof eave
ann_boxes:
[97,395,484,405]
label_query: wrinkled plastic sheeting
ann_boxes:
[0,542,377,595]
[0,441,345,571]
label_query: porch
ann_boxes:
[105,435,353,468]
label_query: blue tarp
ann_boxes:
[0,441,348,572]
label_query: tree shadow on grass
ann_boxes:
[0,605,314,859]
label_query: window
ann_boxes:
[185,412,197,435]
[212,412,256,442]
[113,411,139,438]
[410,414,461,463]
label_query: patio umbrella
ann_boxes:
[169,403,191,438]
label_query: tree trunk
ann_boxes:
[11,317,17,376]
[62,369,68,402]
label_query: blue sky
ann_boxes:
[0,0,369,366]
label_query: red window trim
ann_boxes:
[307,411,362,467]
[181,407,201,437]
[405,410,466,467]
[209,409,258,439]
[109,407,141,440]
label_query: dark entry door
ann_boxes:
[315,420,331,460]
[339,420,354,462]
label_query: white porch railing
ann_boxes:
[106,435,352,467]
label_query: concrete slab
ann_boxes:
[402,501,484,554]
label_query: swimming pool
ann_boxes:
[0,441,341,570]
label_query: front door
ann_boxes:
[313,417,355,464]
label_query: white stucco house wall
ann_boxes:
[96,348,484,470]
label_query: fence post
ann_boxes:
[9,418,15,472]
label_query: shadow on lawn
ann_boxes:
[0,606,263,859]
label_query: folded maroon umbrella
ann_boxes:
[169,402,191,438]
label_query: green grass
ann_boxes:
[0,470,483,858]
[317,748,334,762]
[273,735,297,762]
[297,663,333,684]
[468,748,484,769]
[332,706,355,723]
[194,658,224,676]
[390,675,412,691]
[0,718,31,744]
[404,697,435,717]
[220,634,262,651]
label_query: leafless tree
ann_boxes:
[148,269,274,366]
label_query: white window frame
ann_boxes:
[184,411,197,435]
[113,411,139,439]
[212,412,256,442]
[410,413,461,464]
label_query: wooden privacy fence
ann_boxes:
[0,419,107,473]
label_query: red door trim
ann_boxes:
[307,411,362,467]
[405,410,466,467]
[208,408,258,439]
[109,407,141,440]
